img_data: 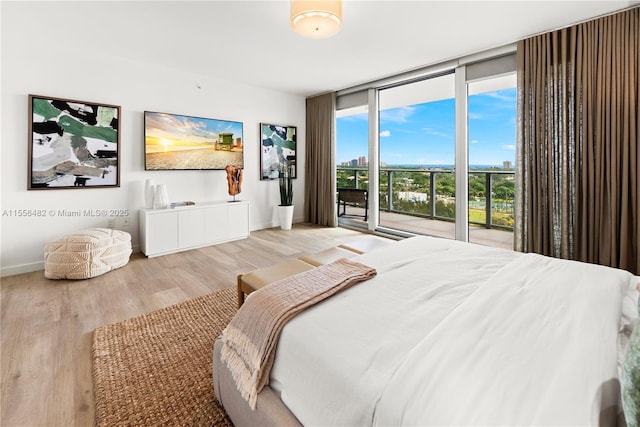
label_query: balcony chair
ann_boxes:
[337,188,368,221]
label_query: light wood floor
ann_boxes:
[0,224,371,427]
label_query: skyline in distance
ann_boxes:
[337,88,517,168]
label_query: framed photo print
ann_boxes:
[144,111,243,170]
[260,123,297,180]
[28,94,121,190]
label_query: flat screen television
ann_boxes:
[144,111,243,170]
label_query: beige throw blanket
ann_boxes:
[219,258,377,409]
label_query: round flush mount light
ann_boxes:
[290,0,343,39]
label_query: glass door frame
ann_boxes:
[366,88,379,233]
[366,66,470,241]
[454,66,469,242]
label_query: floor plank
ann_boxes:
[0,224,371,427]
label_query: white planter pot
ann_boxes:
[278,205,294,230]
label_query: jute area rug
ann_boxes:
[92,287,236,426]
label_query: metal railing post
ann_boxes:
[485,172,492,229]
[387,170,393,211]
[430,172,436,218]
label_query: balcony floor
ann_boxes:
[338,208,514,251]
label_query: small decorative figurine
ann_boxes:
[225,164,243,202]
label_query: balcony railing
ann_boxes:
[337,166,515,230]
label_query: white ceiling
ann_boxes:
[15,0,639,97]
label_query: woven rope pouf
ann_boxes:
[44,228,132,280]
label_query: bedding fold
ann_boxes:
[373,252,631,426]
[219,257,376,409]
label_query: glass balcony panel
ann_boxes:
[340,165,514,249]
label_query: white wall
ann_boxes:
[0,2,306,276]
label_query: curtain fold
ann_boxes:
[305,92,337,227]
[516,7,639,274]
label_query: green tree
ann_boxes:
[468,174,486,199]
[436,173,455,197]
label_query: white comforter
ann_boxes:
[269,236,637,426]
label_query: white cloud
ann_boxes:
[468,113,483,120]
[422,127,452,139]
[502,144,516,150]
[379,130,391,137]
[471,139,479,144]
[380,106,415,123]
[485,92,516,102]
[339,112,368,122]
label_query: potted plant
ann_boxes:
[278,161,294,230]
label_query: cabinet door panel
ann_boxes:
[147,212,178,254]
[204,205,227,243]
[228,203,249,239]
[178,209,206,248]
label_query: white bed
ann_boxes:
[213,235,639,426]
[266,236,639,426]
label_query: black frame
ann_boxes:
[144,111,244,171]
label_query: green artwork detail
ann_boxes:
[96,106,116,127]
[32,98,62,121]
[58,115,117,143]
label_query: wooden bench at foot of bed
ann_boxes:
[237,258,315,308]
[236,236,392,307]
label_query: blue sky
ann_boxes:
[337,88,517,167]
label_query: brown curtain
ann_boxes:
[305,92,337,227]
[516,7,639,274]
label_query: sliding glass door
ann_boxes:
[377,73,456,238]
[467,74,516,249]
[336,106,369,226]
[336,106,368,191]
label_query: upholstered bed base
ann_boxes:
[213,339,301,427]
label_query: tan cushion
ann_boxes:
[44,228,132,280]
[338,236,393,254]
[240,258,315,291]
[298,247,357,267]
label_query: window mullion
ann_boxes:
[367,88,379,232]
[454,66,469,242]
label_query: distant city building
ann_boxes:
[340,157,368,167]
[503,160,513,169]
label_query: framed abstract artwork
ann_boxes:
[260,123,297,180]
[144,111,243,170]
[28,94,121,190]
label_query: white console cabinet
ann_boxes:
[140,201,249,257]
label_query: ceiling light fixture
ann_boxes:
[290,0,343,39]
